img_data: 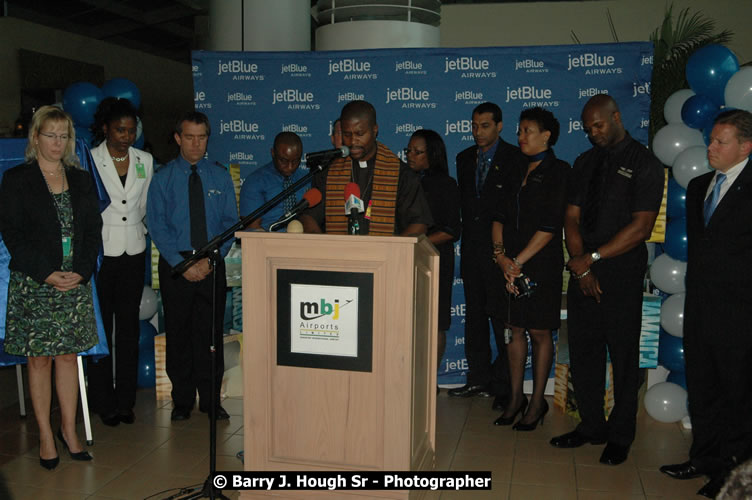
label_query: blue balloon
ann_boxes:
[74,126,93,147]
[686,45,740,106]
[134,134,145,150]
[681,94,719,129]
[137,320,157,388]
[667,370,687,390]
[62,82,103,127]
[666,177,687,220]
[664,217,688,261]
[101,78,141,110]
[659,331,685,372]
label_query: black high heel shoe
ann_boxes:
[513,400,549,431]
[494,396,528,426]
[57,428,93,461]
[39,442,59,470]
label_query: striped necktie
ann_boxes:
[703,173,726,226]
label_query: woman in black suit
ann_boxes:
[0,106,102,468]
[405,129,461,377]
[490,107,568,430]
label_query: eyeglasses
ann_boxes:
[38,132,70,141]
[403,148,426,156]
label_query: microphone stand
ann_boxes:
[171,158,334,500]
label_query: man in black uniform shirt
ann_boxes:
[449,102,525,409]
[550,95,663,465]
[299,100,431,236]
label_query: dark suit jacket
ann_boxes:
[0,161,103,284]
[685,162,752,290]
[456,139,526,250]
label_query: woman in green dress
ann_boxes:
[0,106,102,469]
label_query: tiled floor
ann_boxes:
[0,381,704,500]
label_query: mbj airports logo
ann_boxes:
[514,58,548,73]
[567,53,623,75]
[444,56,496,78]
[291,284,359,357]
[454,90,484,105]
[226,91,255,106]
[194,90,211,110]
[272,89,320,110]
[444,119,474,143]
[281,63,311,77]
[385,87,436,109]
[219,119,265,140]
[395,60,427,75]
[217,59,265,80]
[505,86,559,108]
[328,58,377,80]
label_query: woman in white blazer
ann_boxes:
[87,97,153,426]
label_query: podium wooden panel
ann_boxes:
[237,232,439,500]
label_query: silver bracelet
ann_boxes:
[575,269,591,279]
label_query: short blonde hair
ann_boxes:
[25,105,79,167]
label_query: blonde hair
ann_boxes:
[25,105,80,167]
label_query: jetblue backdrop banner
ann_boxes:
[192,42,654,386]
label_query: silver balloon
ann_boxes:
[660,292,685,338]
[644,382,688,423]
[653,124,705,167]
[672,145,712,189]
[725,66,752,112]
[139,285,158,320]
[664,89,695,124]
[650,254,687,294]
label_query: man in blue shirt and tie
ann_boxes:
[239,132,308,230]
[147,111,238,421]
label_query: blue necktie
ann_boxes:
[282,177,295,212]
[476,152,491,197]
[703,173,726,226]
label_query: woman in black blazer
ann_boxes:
[0,106,102,469]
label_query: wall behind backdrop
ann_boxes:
[191,42,653,385]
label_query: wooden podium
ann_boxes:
[237,231,439,500]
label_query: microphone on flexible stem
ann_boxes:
[268,188,322,232]
[344,182,364,235]
[305,146,350,164]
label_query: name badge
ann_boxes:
[136,163,146,178]
[62,236,72,257]
[617,166,633,179]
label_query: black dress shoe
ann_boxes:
[494,396,528,426]
[599,442,630,465]
[39,455,59,470]
[549,430,607,448]
[200,405,230,420]
[57,429,93,461]
[447,384,491,398]
[99,412,120,427]
[492,395,509,411]
[659,461,704,480]
[697,474,726,499]
[118,410,135,424]
[171,407,191,421]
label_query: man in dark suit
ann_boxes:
[448,102,524,409]
[660,109,752,498]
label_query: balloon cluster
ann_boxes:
[61,78,144,148]
[646,44,747,424]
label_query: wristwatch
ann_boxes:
[590,250,601,263]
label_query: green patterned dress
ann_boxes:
[4,190,98,356]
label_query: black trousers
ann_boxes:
[158,256,226,411]
[684,280,752,474]
[461,243,510,396]
[88,252,146,415]
[567,261,644,447]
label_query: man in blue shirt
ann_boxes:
[239,132,308,230]
[147,111,238,421]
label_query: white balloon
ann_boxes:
[139,285,158,320]
[660,292,685,338]
[672,145,712,189]
[664,89,696,124]
[650,254,687,294]
[724,66,752,112]
[653,124,705,167]
[644,382,688,423]
[136,116,143,140]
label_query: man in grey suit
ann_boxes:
[660,109,752,499]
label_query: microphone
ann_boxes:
[344,182,364,235]
[305,146,350,164]
[268,188,322,231]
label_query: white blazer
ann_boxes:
[91,142,154,256]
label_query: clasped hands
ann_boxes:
[494,253,522,295]
[567,254,603,303]
[45,271,84,292]
[182,257,213,282]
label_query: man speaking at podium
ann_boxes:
[299,100,431,236]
